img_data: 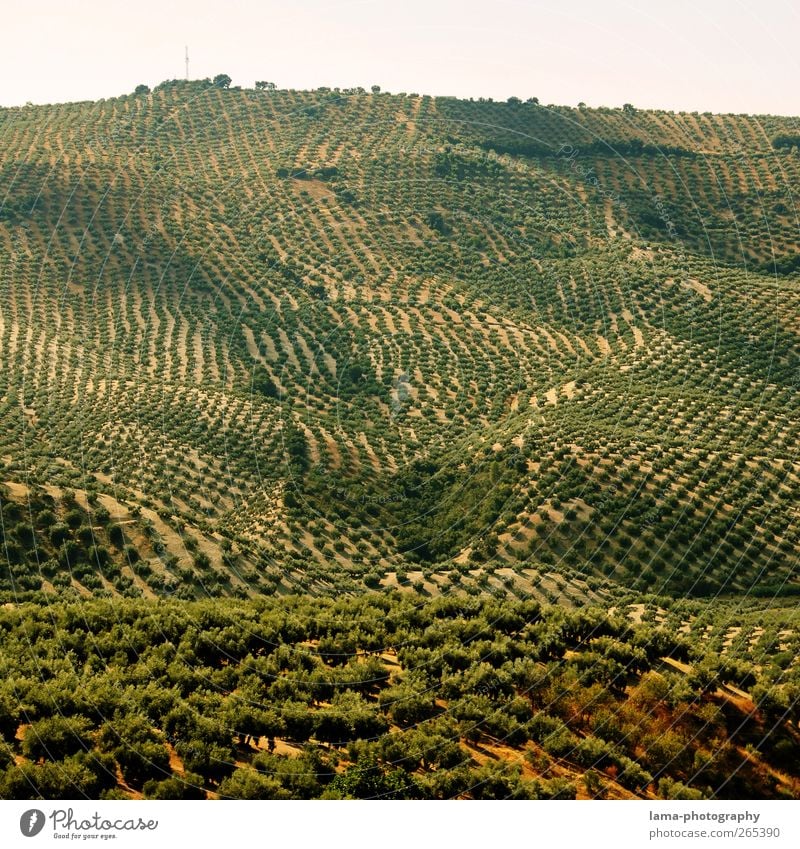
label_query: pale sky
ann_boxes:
[0,0,797,114]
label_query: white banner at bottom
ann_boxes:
[0,800,797,849]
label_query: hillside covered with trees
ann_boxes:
[1,594,798,800]
[0,79,798,798]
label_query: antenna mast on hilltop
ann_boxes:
[185,46,189,81]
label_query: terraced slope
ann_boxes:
[0,81,799,601]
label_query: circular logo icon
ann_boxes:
[19,810,46,837]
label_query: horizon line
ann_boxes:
[2,80,799,120]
